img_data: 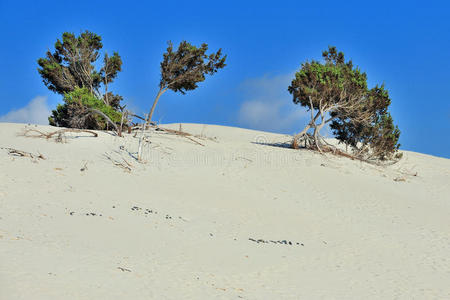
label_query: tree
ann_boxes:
[288,46,400,160]
[38,31,124,131]
[146,41,227,124]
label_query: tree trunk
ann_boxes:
[313,120,325,152]
[292,110,321,149]
[104,58,109,105]
[104,77,109,105]
[147,88,166,125]
[292,124,311,149]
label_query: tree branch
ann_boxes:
[88,108,119,133]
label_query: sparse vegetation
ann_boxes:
[36,34,401,163]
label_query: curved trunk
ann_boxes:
[292,124,311,149]
[313,121,325,152]
[292,110,321,149]
[147,88,166,125]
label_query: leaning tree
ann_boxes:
[288,46,400,161]
[146,41,227,125]
[37,31,125,131]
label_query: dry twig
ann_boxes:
[80,162,88,172]
[310,144,400,167]
[117,267,131,272]
[21,128,98,142]
[156,127,205,146]
[1,147,46,160]
[104,152,133,172]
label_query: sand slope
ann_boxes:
[0,122,449,299]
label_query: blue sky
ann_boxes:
[0,0,449,158]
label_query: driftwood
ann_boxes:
[80,162,88,172]
[1,147,45,160]
[117,267,132,272]
[393,177,406,182]
[22,128,98,141]
[104,152,133,172]
[156,127,205,146]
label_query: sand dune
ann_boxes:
[0,122,449,299]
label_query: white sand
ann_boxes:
[0,122,449,299]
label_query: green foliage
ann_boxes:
[49,88,122,130]
[102,92,123,110]
[48,103,69,127]
[289,46,401,161]
[160,41,227,94]
[329,84,401,160]
[101,52,123,85]
[367,113,401,160]
[38,31,124,130]
[37,31,105,95]
[147,40,227,122]
[289,46,368,113]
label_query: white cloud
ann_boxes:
[237,73,307,133]
[0,96,51,125]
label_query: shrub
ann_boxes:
[49,87,122,130]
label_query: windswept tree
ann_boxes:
[288,46,400,161]
[146,41,227,124]
[37,31,125,131]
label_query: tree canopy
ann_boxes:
[146,41,227,123]
[288,46,400,161]
[38,31,125,131]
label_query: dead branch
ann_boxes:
[393,177,406,182]
[80,161,88,171]
[156,127,205,146]
[137,120,148,162]
[22,128,98,141]
[88,109,119,134]
[184,136,205,146]
[129,113,148,122]
[104,152,132,172]
[1,147,46,160]
[317,145,401,166]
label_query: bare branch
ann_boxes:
[88,109,119,134]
